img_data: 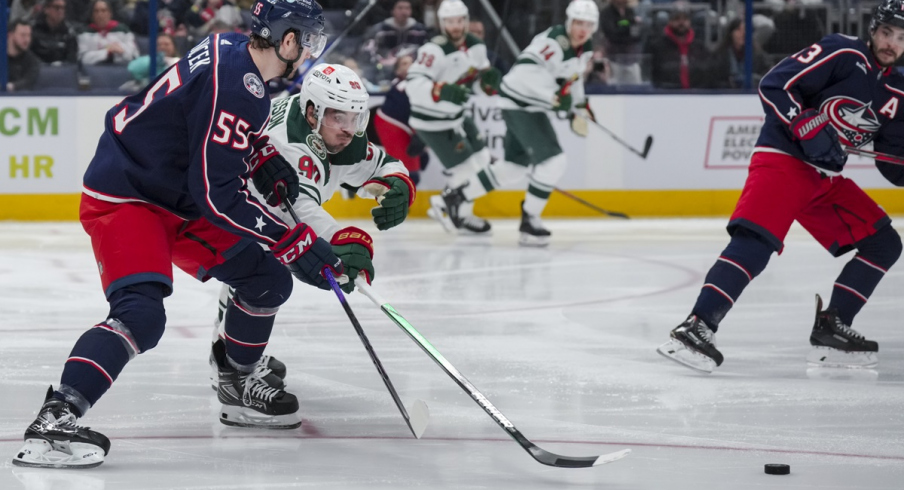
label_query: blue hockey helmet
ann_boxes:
[251,0,327,58]
[870,0,904,33]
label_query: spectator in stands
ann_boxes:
[644,5,709,89]
[7,20,41,92]
[762,0,825,57]
[31,0,79,64]
[78,0,140,65]
[600,0,643,85]
[69,0,125,25]
[11,0,43,24]
[468,18,509,73]
[373,52,429,185]
[362,0,427,61]
[185,0,243,37]
[709,18,769,89]
[125,32,180,89]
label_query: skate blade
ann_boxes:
[12,439,105,469]
[806,346,878,368]
[426,207,457,234]
[518,233,550,247]
[457,225,492,236]
[219,405,301,430]
[657,339,716,374]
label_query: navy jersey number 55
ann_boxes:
[83,33,290,246]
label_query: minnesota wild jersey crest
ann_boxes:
[306,133,328,160]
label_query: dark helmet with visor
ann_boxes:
[251,0,327,58]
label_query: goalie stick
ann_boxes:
[277,185,429,439]
[355,281,632,468]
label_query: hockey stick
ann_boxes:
[589,119,653,159]
[478,0,518,59]
[355,281,632,468]
[844,146,904,166]
[553,188,629,219]
[317,0,379,64]
[278,186,429,439]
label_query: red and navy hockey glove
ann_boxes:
[330,227,375,294]
[271,224,343,290]
[365,174,416,231]
[790,109,847,172]
[249,136,299,207]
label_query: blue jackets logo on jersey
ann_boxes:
[244,73,266,99]
[821,96,881,147]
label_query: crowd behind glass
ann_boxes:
[3,0,890,93]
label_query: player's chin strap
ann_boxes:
[274,31,305,79]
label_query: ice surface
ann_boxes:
[1,219,902,489]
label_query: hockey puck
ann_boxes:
[764,464,790,475]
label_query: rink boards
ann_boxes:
[1,94,901,220]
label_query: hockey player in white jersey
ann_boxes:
[406,0,502,234]
[210,63,416,412]
[438,0,598,246]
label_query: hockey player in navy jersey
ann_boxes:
[211,63,415,383]
[13,0,337,469]
[657,0,904,374]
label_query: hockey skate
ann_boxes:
[213,339,301,429]
[209,289,288,391]
[806,295,879,368]
[657,315,724,373]
[12,386,110,469]
[427,186,491,235]
[518,202,551,247]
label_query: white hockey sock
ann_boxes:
[523,193,550,217]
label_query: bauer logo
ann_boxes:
[704,116,764,169]
[244,73,265,99]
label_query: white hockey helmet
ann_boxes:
[301,63,370,136]
[566,0,599,34]
[437,0,469,36]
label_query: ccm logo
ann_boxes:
[277,233,313,264]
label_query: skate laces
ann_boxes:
[34,404,80,433]
[242,372,281,405]
[253,356,274,378]
[688,317,716,345]
[830,314,865,340]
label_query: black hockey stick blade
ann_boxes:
[324,271,429,439]
[279,185,429,438]
[554,188,629,219]
[356,282,631,468]
[641,136,653,159]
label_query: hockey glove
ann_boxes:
[271,224,343,291]
[479,67,502,95]
[433,82,471,105]
[790,109,847,173]
[331,227,375,294]
[366,174,416,231]
[249,136,299,207]
[406,133,426,157]
[553,90,573,113]
[569,100,596,137]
